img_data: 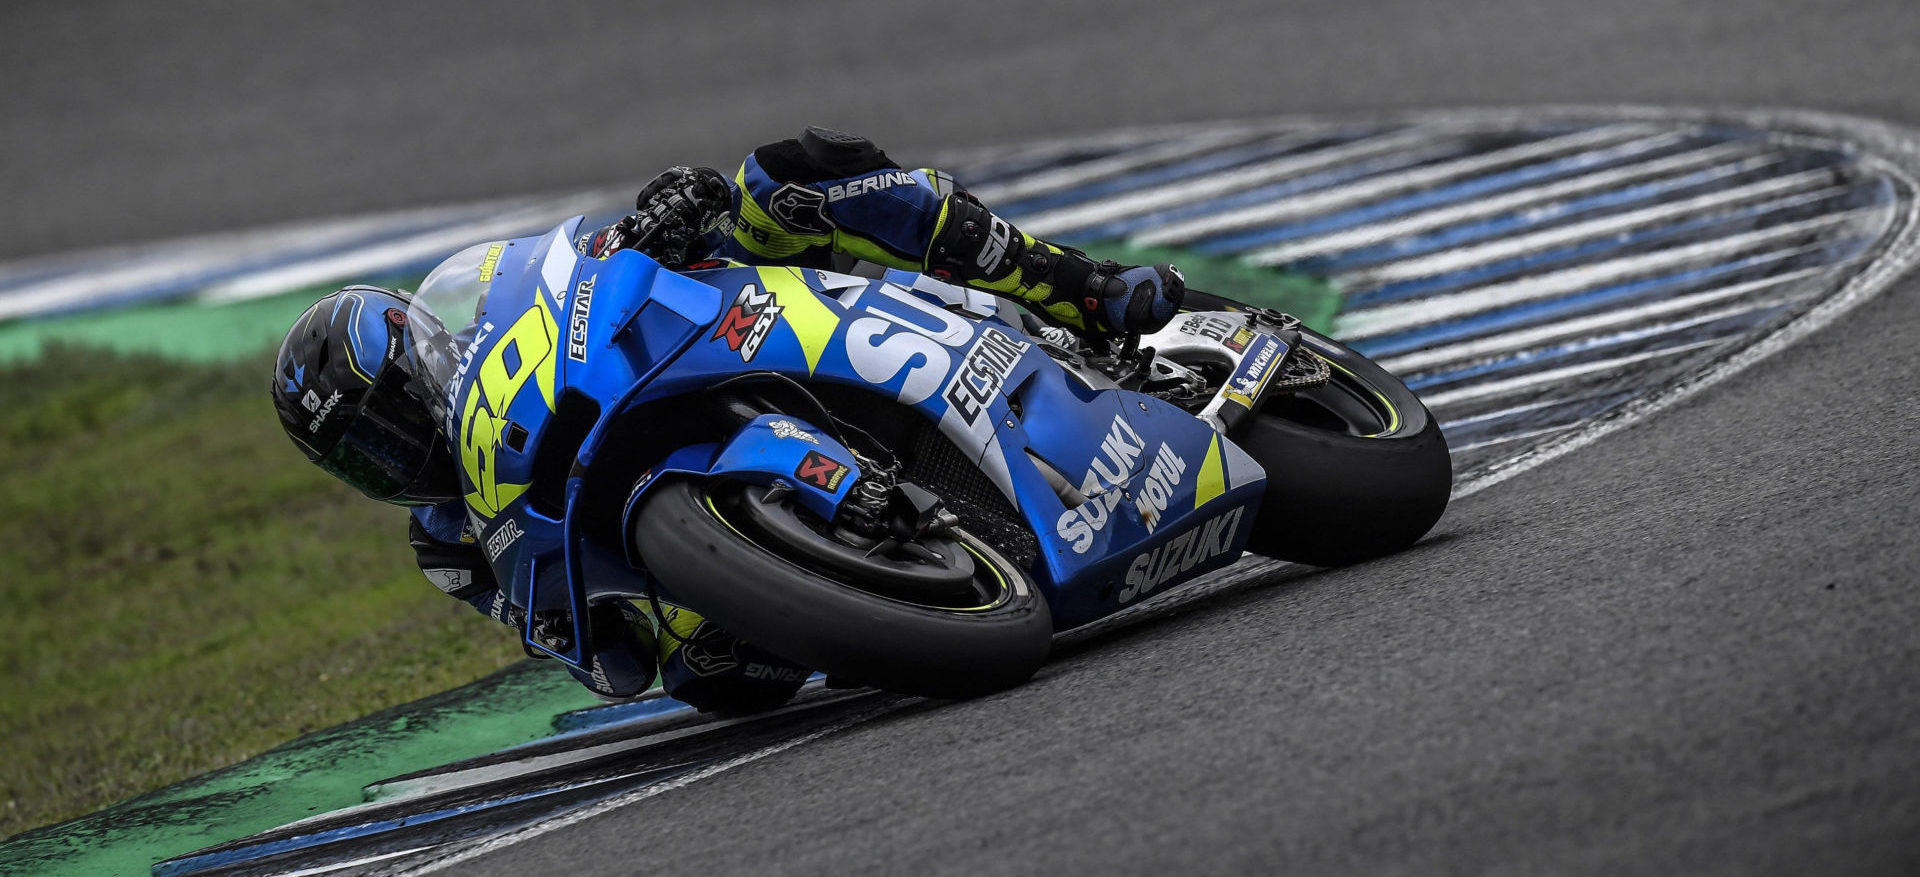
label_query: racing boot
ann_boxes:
[926,191,1185,336]
[654,600,811,715]
[563,600,661,701]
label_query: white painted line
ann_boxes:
[0,199,564,321]
[1244,142,1770,266]
[391,701,901,876]
[0,201,496,288]
[1014,128,1445,236]
[267,845,438,877]
[926,116,1329,176]
[1435,297,1796,381]
[1377,268,1823,374]
[1438,395,1581,431]
[1405,300,1791,393]
[1447,423,1581,454]
[1337,212,1862,341]
[1421,337,1727,411]
[968,127,1277,205]
[1340,173,1841,288]
[1133,125,1656,246]
[198,192,616,303]
[364,692,872,804]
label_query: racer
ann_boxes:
[270,128,1185,713]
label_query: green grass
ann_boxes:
[0,346,526,840]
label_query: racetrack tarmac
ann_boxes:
[8,0,1918,873]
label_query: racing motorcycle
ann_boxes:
[406,216,1451,699]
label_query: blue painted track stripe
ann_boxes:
[1065,141,1476,241]
[1185,133,1708,254]
[991,132,1365,215]
[947,139,1158,189]
[1404,300,1791,391]
[1343,184,1867,307]
[1133,126,1658,246]
[150,766,684,876]
[1014,128,1461,237]
[1347,242,1858,359]
[1290,154,1812,275]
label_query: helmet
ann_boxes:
[271,285,458,506]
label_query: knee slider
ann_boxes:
[928,193,1027,283]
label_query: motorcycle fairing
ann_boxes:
[615,413,864,531]
[609,259,1269,628]
[439,218,1274,666]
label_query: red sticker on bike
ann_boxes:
[794,450,850,491]
[712,282,783,362]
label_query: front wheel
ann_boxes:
[631,478,1053,699]
[1235,328,1452,566]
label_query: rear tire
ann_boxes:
[632,478,1052,699]
[1236,328,1452,566]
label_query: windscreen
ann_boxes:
[406,240,507,416]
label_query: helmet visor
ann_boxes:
[315,362,458,505]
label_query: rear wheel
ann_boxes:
[631,477,1052,699]
[1235,328,1452,566]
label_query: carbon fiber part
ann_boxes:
[904,420,1038,571]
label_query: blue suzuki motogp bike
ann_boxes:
[406,217,1450,699]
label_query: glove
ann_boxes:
[616,166,733,266]
[1089,262,1186,336]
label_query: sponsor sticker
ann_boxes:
[566,276,595,363]
[424,568,474,595]
[794,450,850,491]
[767,183,835,235]
[744,663,809,683]
[306,390,342,433]
[477,243,504,281]
[443,320,496,429]
[826,170,916,202]
[1055,415,1146,554]
[1221,334,1284,410]
[769,419,820,444]
[679,640,741,677]
[1178,314,1241,345]
[712,283,784,362]
[941,327,1031,426]
[976,216,1012,271]
[484,519,524,562]
[1117,505,1246,603]
[1136,442,1189,534]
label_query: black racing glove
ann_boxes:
[613,166,733,267]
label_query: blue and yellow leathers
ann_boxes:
[693,129,1158,334]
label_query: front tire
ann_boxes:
[631,478,1053,699]
[1236,328,1452,566]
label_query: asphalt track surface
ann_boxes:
[8,0,1918,873]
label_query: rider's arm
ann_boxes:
[407,505,513,624]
